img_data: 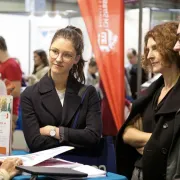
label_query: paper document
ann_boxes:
[0,95,13,155]
[73,165,106,178]
[36,158,81,168]
[0,146,74,166]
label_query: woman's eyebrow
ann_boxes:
[50,47,59,52]
[50,47,73,54]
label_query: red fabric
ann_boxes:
[0,58,22,115]
[100,80,131,136]
[100,80,117,136]
[4,79,15,95]
[125,99,131,109]
[78,0,125,131]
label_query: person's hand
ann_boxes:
[40,125,54,136]
[1,158,22,179]
[40,126,59,139]
[136,147,144,155]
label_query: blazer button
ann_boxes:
[161,148,167,155]
[163,123,168,129]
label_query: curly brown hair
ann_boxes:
[142,22,180,72]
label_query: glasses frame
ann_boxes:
[49,48,75,62]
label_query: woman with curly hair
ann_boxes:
[116,22,180,180]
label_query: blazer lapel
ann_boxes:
[155,77,180,116]
[41,91,62,121]
[38,74,62,121]
[61,76,82,126]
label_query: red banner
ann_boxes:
[78,0,124,134]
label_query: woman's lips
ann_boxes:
[54,64,63,67]
[151,62,159,66]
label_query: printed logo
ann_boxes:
[98,30,118,52]
[98,0,118,52]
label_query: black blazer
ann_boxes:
[116,76,180,180]
[21,74,102,152]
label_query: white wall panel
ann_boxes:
[0,14,29,74]
[30,15,69,73]
[125,8,150,66]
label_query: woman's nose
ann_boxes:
[147,50,153,59]
[56,53,63,62]
[173,41,180,52]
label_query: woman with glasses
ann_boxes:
[116,22,180,180]
[20,26,102,152]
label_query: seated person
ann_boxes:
[21,26,102,153]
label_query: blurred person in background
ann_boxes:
[124,70,132,100]
[126,48,148,99]
[0,36,22,133]
[14,58,26,87]
[86,58,102,99]
[27,49,49,86]
[116,22,180,180]
[85,58,99,89]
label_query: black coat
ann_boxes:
[116,76,180,180]
[21,74,102,152]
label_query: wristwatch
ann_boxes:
[50,127,56,137]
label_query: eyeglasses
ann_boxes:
[49,49,74,62]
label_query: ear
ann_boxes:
[74,55,80,64]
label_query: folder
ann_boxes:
[16,166,88,178]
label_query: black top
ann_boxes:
[135,86,174,168]
[116,76,180,180]
[21,74,102,152]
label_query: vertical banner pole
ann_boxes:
[137,0,143,98]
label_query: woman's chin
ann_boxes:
[51,68,61,74]
[152,67,162,74]
[51,67,68,76]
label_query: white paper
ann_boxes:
[0,146,74,166]
[73,165,106,178]
[0,95,13,155]
[35,158,81,168]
